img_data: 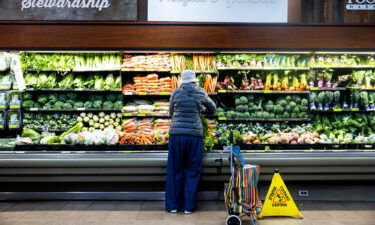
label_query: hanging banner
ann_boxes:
[0,0,137,21]
[148,0,288,23]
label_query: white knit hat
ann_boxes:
[179,70,198,84]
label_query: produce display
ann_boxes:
[23,113,78,132]
[121,54,171,71]
[122,74,173,94]
[217,95,309,119]
[22,92,122,110]
[78,112,123,131]
[122,100,169,115]
[309,54,375,67]
[20,53,122,71]
[0,51,374,152]
[24,72,121,90]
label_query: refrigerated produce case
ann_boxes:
[0,23,375,189]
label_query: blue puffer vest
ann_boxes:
[169,83,217,137]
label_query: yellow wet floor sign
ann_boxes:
[258,170,303,219]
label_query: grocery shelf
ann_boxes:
[170,71,216,74]
[309,87,347,91]
[121,69,171,72]
[217,118,311,122]
[217,67,310,71]
[217,90,309,94]
[311,65,375,69]
[122,113,170,118]
[26,69,120,72]
[24,109,122,113]
[25,88,122,93]
[123,92,171,96]
[309,109,373,113]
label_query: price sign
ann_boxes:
[75,88,85,91]
[159,92,169,95]
[137,113,146,117]
[9,125,19,129]
[123,113,133,116]
[351,108,360,111]
[30,108,38,111]
[265,146,270,150]
[124,92,133,96]
[218,90,227,93]
[310,87,318,90]
[218,117,227,120]
[76,108,85,111]
[333,108,342,112]
[264,90,273,94]
[10,106,21,109]
[138,92,147,95]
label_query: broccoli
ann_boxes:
[273,105,284,114]
[253,111,261,118]
[243,112,251,118]
[43,102,53,109]
[23,93,33,101]
[290,113,298,118]
[235,98,241,106]
[301,98,309,106]
[236,112,244,119]
[300,106,309,112]
[103,101,114,110]
[63,102,73,110]
[74,101,85,109]
[295,96,302,104]
[266,100,274,105]
[293,106,300,114]
[279,99,287,107]
[283,112,290,118]
[113,101,123,110]
[239,96,248,104]
[285,95,292,102]
[289,101,297,108]
[89,95,104,102]
[269,112,276,118]
[226,111,236,119]
[265,104,273,112]
[84,101,93,109]
[34,103,42,109]
[48,94,58,104]
[54,101,64,110]
[66,92,78,100]
[236,105,248,113]
[262,112,270,118]
[22,100,34,108]
[284,105,292,112]
[217,107,224,113]
[37,94,49,104]
[116,94,123,101]
[217,112,226,117]
[93,101,102,109]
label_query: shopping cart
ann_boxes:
[224,131,262,225]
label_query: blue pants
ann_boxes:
[165,135,203,212]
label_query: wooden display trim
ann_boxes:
[0,22,374,51]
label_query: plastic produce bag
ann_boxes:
[9,92,21,109]
[0,53,9,71]
[7,110,21,129]
[0,111,5,130]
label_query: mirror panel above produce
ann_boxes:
[0,51,374,152]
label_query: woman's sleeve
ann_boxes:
[202,92,217,115]
[169,90,177,117]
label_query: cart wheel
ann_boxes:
[226,215,241,225]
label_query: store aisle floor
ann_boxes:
[0,200,374,225]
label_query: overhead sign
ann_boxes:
[0,0,137,20]
[148,0,288,23]
[346,0,375,10]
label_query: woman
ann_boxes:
[166,70,217,214]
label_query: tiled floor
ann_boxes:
[0,200,374,225]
